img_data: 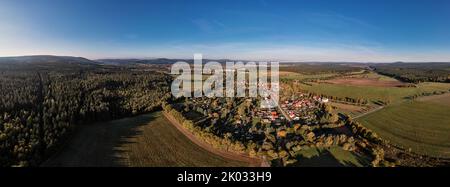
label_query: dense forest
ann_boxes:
[0,60,172,166]
[280,63,363,74]
[371,62,450,83]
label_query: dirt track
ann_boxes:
[162,112,268,167]
[353,106,384,119]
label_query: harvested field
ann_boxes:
[42,112,249,167]
[417,93,450,106]
[321,77,407,87]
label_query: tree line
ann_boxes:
[372,63,450,83]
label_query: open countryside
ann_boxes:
[1,0,450,169]
[1,57,449,167]
[357,94,450,158]
[44,112,249,167]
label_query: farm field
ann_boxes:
[328,102,369,117]
[320,76,406,87]
[417,92,450,105]
[280,70,450,160]
[280,70,450,103]
[279,71,338,81]
[43,112,248,167]
[357,94,450,158]
[297,81,450,103]
[352,72,399,81]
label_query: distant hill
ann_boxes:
[96,58,241,65]
[96,58,189,65]
[0,55,97,65]
[0,55,102,71]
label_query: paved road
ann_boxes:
[277,102,292,122]
[266,90,292,122]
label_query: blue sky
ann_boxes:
[1,0,449,61]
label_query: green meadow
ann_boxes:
[357,97,450,158]
[298,82,450,103]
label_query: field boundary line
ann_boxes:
[353,105,384,119]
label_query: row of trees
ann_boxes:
[343,117,397,167]
[0,68,172,166]
[404,90,450,100]
[162,102,248,154]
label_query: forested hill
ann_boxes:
[0,55,100,71]
[370,62,450,83]
[96,58,186,65]
[0,55,97,65]
[96,58,241,65]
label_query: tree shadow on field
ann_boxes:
[42,113,158,167]
[287,148,368,167]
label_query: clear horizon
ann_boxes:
[1,0,450,62]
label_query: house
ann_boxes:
[271,115,278,120]
[289,113,295,118]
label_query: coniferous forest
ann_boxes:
[371,62,450,83]
[0,60,172,166]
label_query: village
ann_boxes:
[180,89,332,137]
[165,75,393,167]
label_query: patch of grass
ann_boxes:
[329,102,367,117]
[252,117,261,126]
[357,98,450,158]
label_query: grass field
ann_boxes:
[320,76,406,87]
[329,102,369,117]
[290,146,369,167]
[357,95,450,158]
[345,71,399,81]
[298,82,450,103]
[281,71,450,158]
[417,93,450,105]
[43,112,248,167]
[280,71,450,103]
[280,71,337,81]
